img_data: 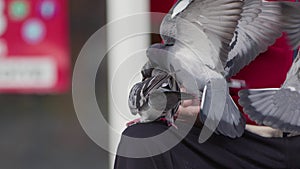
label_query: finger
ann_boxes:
[181,99,194,107]
[177,105,200,117]
[182,98,201,107]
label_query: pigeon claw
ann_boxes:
[126,118,141,127]
[159,117,178,129]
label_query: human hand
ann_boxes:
[175,88,202,127]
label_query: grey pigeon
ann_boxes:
[127,68,196,127]
[147,0,246,141]
[145,0,300,141]
[239,51,300,133]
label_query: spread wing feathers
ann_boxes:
[198,78,245,143]
[225,0,283,78]
[174,0,243,68]
[239,88,300,133]
[280,2,300,49]
[238,52,300,132]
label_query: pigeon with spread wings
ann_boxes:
[145,0,299,142]
[148,0,246,142]
[237,2,300,133]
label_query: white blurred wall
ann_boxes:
[106,0,150,168]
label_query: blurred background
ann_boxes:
[0,0,173,169]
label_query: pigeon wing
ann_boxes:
[225,0,283,78]
[280,2,300,49]
[239,88,300,133]
[173,0,243,69]
[225,0,300,78]
[238,50,300,133]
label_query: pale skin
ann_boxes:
[176,88,202,127]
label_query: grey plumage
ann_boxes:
[146,0,300,139]
[147,0,246,140]
[128,0,300,139]
[237,1,300,133]
[128,68,196,126]
[281,2,300,49]
[239,51,300,133]
[225,0,300,78]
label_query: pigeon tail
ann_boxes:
[217,93,246,138]
[198,78,244,143]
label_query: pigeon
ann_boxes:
[145,0,300,141]
[127,67,196,127]
[239,50,300,133]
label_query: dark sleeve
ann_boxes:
[113,122,176,169]
[114,122,288,169]
[114,150,175,169]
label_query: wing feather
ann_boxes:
[170,0,243,73]
[239,88,300,133]
[281,2,300,49]
[225,0,283,78]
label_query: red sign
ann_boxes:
[0,0,70,93]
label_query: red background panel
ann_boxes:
[0,0,70,93]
